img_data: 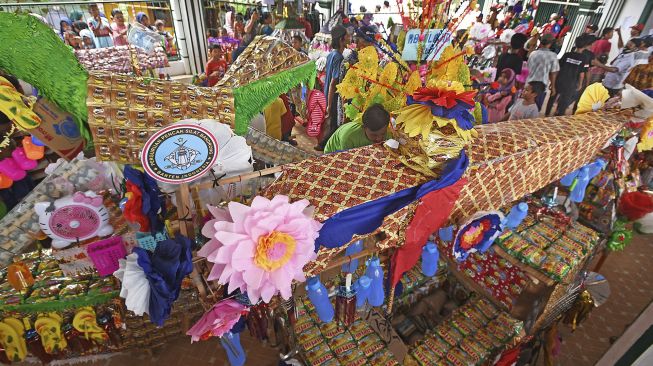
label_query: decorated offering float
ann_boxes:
[0,8,652,366]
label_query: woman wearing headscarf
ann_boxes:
[485,68,516,123]
[59,18,72,41]
[136,12,155,31]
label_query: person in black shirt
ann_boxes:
[546,35,591,116]
[495,33,528,80]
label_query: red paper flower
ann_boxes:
[412,87,476,109]
[490,82,500,89]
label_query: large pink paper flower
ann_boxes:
[199,195,321,303]
[186,299,246,342]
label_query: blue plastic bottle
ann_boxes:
[341,240,364,273]
[570,166,590,203]
[365,258,385,307]
[220,332,246,366]
[354,275,372,308]
[560,169,579,186]
[306,276,334,323]
[439,226,454,242]
[504,202,529,230]
[421,242,439,277]
[587,158,607,179]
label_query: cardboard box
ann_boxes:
[30,98,84,160]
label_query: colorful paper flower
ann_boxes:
[453,211,504,261]
[186,299,247,342]
[405,86,477,132]
[200,196,321,303]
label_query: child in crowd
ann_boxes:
[508,81,544,120]
[87,4,113,48]
[291,35,306,54]
[234,14,245,39]
[205,44,228,87]
[485,68,516,123]
[79,29,96,49]
[155,19,175,56]
[110,9,128,46]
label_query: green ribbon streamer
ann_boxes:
[0,291,118,314]
[233,61,316,135]
[0,12,90,142]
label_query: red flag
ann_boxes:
[390,178,467,286]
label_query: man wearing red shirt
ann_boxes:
[206,44,227,87]
[589,27,614,83]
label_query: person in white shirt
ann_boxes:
[603,38,642,96]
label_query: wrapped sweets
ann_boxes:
[411,345,441,366]
[329,333,356,354]
[359,333,385,358]
[422,335,450,358]
[474,298,499,320]
[347,320,374,340]
[337,349,367,366]
[304,343,336,365]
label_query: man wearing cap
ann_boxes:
[315,24,350,151]
[617,24,645,49]
[526,33,560,111]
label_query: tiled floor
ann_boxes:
[557,234,653,366]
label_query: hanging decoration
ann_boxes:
[0,75,42,131]
[606,219,633,251]
[453,211,504,262]
[133,235,193,326]
[575,83,610,114]
[199,196,321,303]
[114,253,151,316]
[186,299,247,342]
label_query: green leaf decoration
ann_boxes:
[0,12,90,142]
[232,61,316,135]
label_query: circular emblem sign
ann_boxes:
[141,124,218,184]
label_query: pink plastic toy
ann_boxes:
[0,157,27,181]
[12,147,38,170]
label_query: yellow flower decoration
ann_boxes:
[395,104,435,138]
[404,71,422,95]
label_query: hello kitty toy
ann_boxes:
[35,191,114,249]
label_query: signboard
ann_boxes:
[141,124,218,184]
[401,29,452,61]
[31,98,84,161]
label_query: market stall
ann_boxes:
[0,8,652,366]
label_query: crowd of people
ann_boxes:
[56,4,175,55]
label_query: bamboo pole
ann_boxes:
[194,165,284,190]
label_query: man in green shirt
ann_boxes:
[324,104,390,153]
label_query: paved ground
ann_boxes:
[556,234,653,366]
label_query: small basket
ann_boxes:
[87,237,127,277]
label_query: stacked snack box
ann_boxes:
[496,215,600,282]
[294,298,400,366]
[406,297,523,366]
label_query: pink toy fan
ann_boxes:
[87,236,127,276]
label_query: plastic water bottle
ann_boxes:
[570,166,590,203]
[421,242,439,277]
[365,258,385,307]
[306,277,334,323]
[560,169,579,186]
[439,226,454,242]
[587,158,607,179]
[220,332,245,366]
[341,240,363,273]
[504,202,529,230]
[354,275,372,308]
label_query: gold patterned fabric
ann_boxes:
[451,112,622,221]
[263,112,622,275]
